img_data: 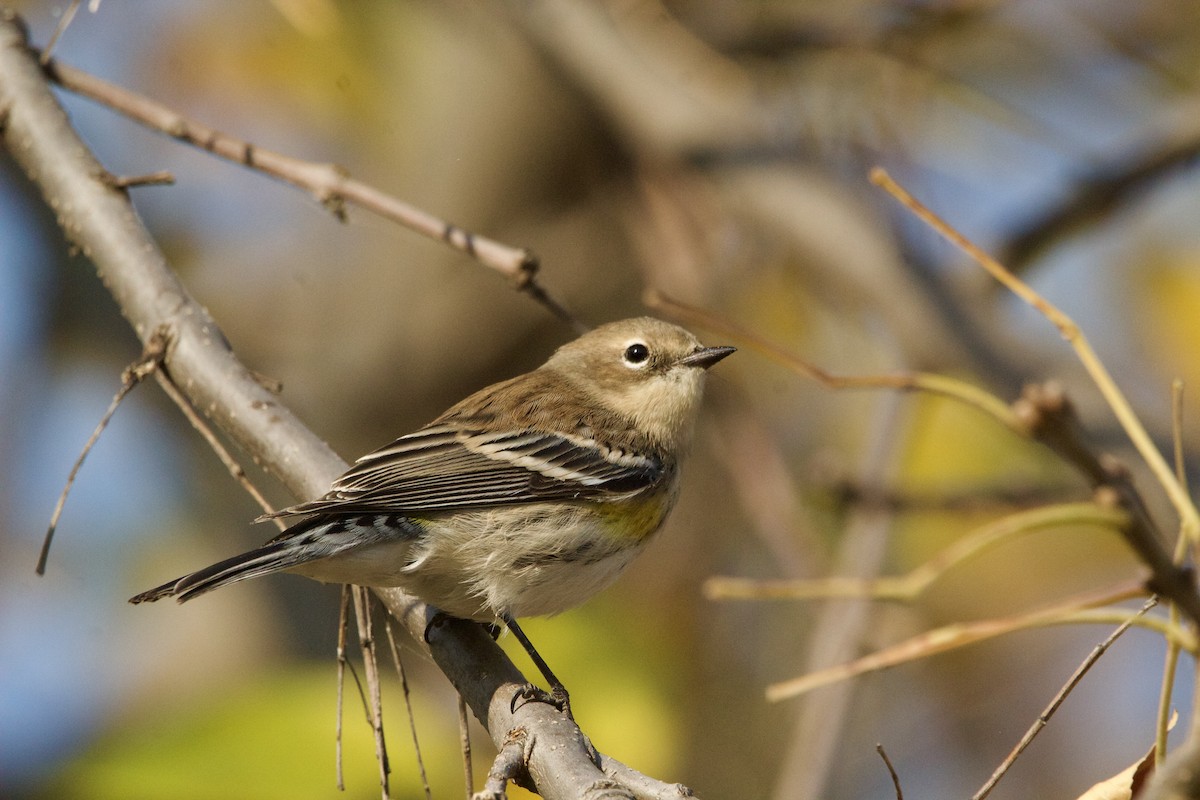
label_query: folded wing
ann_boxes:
[264,424,664,520]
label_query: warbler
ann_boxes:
[131,317,732,696]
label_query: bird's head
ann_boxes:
[545,317,735,447]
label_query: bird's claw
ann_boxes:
[510,682,572,718]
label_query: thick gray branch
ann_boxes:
[0,11,655,799]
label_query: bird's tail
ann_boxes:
[129,517,335,604]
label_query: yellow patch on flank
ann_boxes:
[594,491,672,542]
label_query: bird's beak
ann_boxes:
[677,345,736,369]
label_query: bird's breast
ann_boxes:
[592,483,676,543]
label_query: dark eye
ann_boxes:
[623,342,650,365]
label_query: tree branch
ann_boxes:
[40,52,581,330]
[0,11,667,798]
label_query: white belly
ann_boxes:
[288,503,652,621]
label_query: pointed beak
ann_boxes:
[677,345,736,369]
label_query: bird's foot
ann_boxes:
[510,682,572,719]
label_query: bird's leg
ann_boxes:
[502,615,571,718]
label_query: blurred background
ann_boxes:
[3,0,1200,797]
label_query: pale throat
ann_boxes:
[609,370,705,446]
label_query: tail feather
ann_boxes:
[129,516,349,604]
[129,538,306,604]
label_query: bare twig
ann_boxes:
[351,587,390,799]
[766,582,1159,702]
[652,290,1200,618]
[871,168,1200,629]
[1013,383,1200,625]
[458,697,474,798]
[1157,379,1190,768]
[870,167,1200,549]
[99,169,174,188]
[970,597,1157,800]
[40,57,581,330]
[39,0,81,64]
[876,744,903,800]
[383,618,433,800]
[706,501,1129,603]
[152,369,282,526]
[336,585,351,792]
[37,326,169,574]
[646,289,1021,431]
[1171,379,1189,560]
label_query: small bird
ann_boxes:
[131,317,733,704]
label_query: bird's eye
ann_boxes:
[623,342,650,366]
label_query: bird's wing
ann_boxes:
[266,424,664,518]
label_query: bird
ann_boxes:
[131,317,734,706]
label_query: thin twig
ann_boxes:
[41,56,581,329]
[876,744,903,800]
[1158,602,1185,771]
[970,597,1158,800]
[384,617,433,800]
[645,289,1021,430]
[1156,379,1189,767]
[352,586,391,799]
[458,696,474,799]
[37,328,169,574]
[706,502,1130,603]
[152,370,282,526]
[870,167,1200,547]
[1171,379,1189,560]
[767,582,1158,702]
[336,586,352,791]
[827,479,1084,515]
[99,169,174,188]
[39,0,81,64]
